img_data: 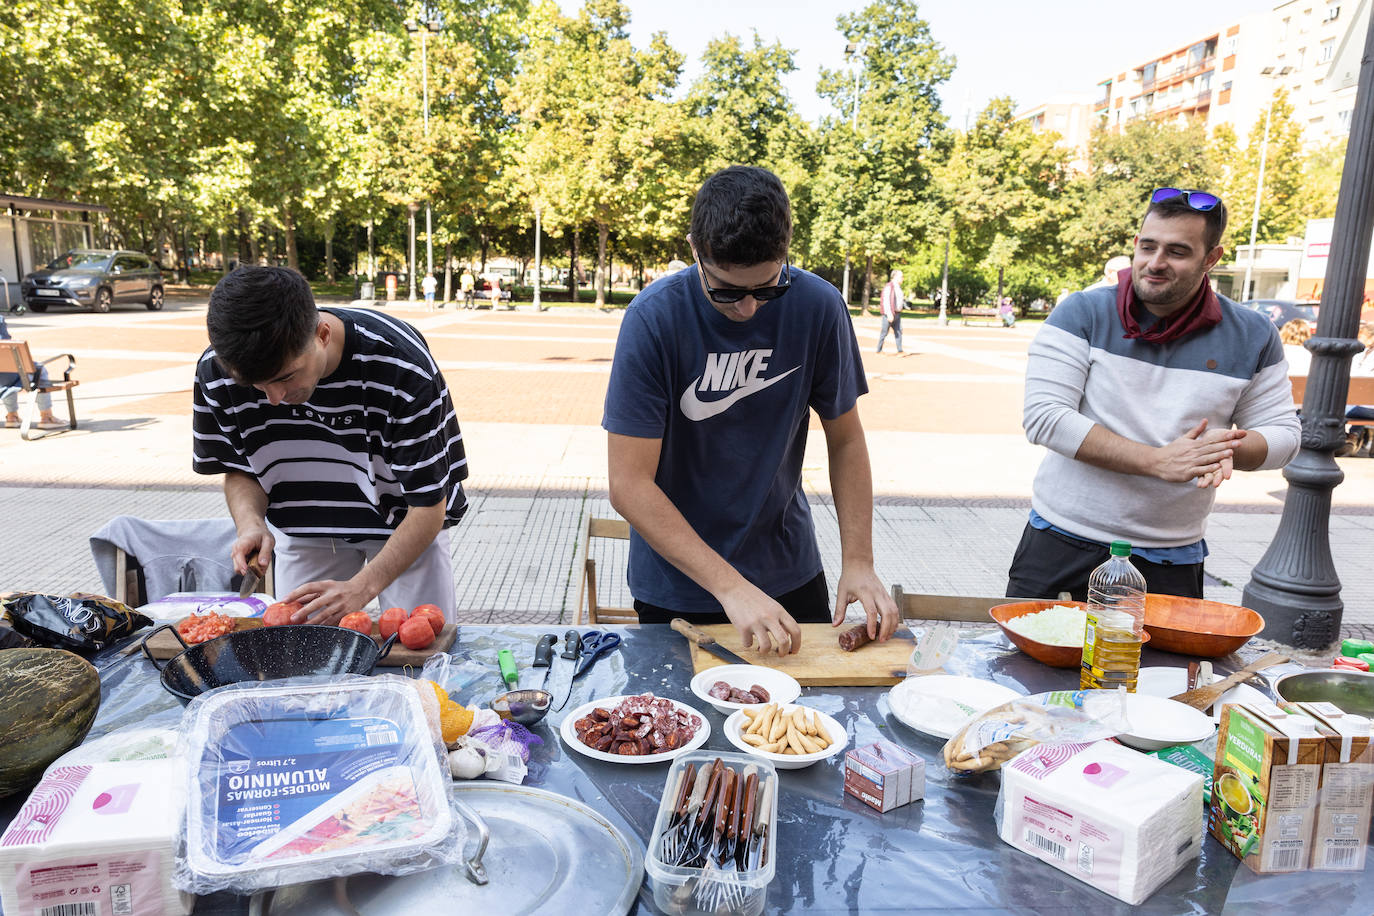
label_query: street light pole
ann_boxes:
[1242,66,1290,301]
[841,42,862,307]
[533,202,543,311]
[1242,18,1374,648]
[405,16,442,298]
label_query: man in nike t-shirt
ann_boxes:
[603,165,898,655]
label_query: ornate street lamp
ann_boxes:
[1242,16,1374,648]
[404,16,442,299]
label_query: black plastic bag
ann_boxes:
[1,592,152,652]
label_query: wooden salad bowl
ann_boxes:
[1143,595,1264,658]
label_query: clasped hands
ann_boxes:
[1156,419,1247,489]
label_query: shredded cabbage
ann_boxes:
[1004,604,1088,647]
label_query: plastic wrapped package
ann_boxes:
[2,592,151,652]
[942,689,1129,773]
[174,675,464,895]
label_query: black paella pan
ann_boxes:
[142,623,399,702]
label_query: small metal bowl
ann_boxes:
[490,689,553,726]
[1275,669,1374,716]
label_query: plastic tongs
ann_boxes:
[572,630,622,680]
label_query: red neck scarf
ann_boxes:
[1115,267,1222,344]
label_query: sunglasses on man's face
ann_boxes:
[699,260,792,304]
[1150,187,1220,212]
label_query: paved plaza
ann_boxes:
[4,293,1373,644]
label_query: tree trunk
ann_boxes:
[861,255,874,315]
[568,231,580,302]
[283,205,299,272]
[443,241,453,304]
[595,222,609,308]
[480,232,489,273]
[218,228,231,275]
[323,223,335,282]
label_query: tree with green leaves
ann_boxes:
[810,0,953,307]
[1058,119,1218,283]
[1214,87,1307,249]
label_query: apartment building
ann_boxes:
[1096,0,1366,145]
[1014,96,1097,169]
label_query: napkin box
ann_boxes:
[0,759,191,916]
[997,739,1203,906]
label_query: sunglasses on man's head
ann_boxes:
[1150,187,1220,212]
[699,260,792,304]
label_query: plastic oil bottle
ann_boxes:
[1080,540,1147,691]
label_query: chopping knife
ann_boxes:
[531,633,558,691]
[238,551,263,599]
[551,629,581,710]
[671,618,752,666]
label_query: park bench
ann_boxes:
[959,306,1001,326]
[0,340,78,440]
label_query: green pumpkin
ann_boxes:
[0,648,101,797]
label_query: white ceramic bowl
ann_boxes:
[1116,693,1216,751]
[689,664,801,716]
[723,703,848,770]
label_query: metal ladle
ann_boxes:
[489,641,554,727]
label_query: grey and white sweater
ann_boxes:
[1023,286,1301,547]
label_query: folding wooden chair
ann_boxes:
[889,586,1036,623]
[574,516,637,625]
[0,340,78,440]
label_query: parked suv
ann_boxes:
[20,249,164,313]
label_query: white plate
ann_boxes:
[560,695,710,765]
[1116,693,1216,751]
[887,675,1023,739]
[722,703,848,770]
[689,664,802,715]
[1136,667,1269,723]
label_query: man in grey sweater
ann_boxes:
[1007,188,1300,600]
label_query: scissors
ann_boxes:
[572,630,622,680]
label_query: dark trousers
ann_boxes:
[876,314,902,352]
[1005,523,1204,601]
[633,571,831,625]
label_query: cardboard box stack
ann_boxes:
[1280,701,1373,872]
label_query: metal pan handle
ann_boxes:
[451,796,491,885]
[372,632,400,669]
[140,623,187,671]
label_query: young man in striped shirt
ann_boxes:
[193,267,468,624]
[1008,188,1300,600]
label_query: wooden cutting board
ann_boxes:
[141,618,457,667]
[685,623,917,686]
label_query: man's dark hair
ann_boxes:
[207,266,318,384]
[1143,192,1229,251]
[689,166,792,267]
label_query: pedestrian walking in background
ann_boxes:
[422,272,438,310]
[877,269,905,355]
[460,268,476,309]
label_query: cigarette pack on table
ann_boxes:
[1281,701,1373,871]
[997,739,1203,906]
[1210,701,1324,873]
[844,740,925,813]
[0,758,192,916]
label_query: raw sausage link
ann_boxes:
[838,623,872,652]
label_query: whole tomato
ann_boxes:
[399,615,436,651]
[411,604,445,634]
[379,607,408,639]
[263,601,302,627]
[339,612,374,636]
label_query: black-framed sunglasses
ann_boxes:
[698,260,792,304]
[1150,187,1220,212]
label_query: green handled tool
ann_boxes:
[497,648,519,691]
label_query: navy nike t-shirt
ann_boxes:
[602,265,867,613]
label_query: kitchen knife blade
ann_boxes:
[238,552,262,598]
[671,618,752,666]
[532,633,558,691]
[552,629,582,710]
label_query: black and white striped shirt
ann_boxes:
[193,308,468,539]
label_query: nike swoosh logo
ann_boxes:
[679,367,800,421]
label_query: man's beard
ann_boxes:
[1133,272,1198,308]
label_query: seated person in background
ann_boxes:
[0,311,64,429]
[1278,319,1312,346]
